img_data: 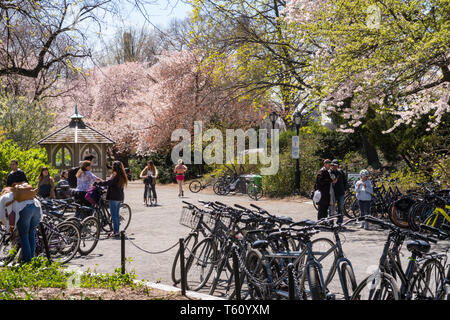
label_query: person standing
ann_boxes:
[6,160,28,187]
[37,167,55,199]
[355,169,373,230]
[74,160,102,207]
[330,159,348,224]
[174,159,188,197]
[316,159,337,220]
[0,189,42,263]
[139,160,159,206]
[97,161,128,238]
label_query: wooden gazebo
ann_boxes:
[37,106,115,179]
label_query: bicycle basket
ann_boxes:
[179,207,201,229]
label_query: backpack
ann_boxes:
[68,167,79,188]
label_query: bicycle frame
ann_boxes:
[425,205,450,227]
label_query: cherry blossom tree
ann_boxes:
[283,0,450,133]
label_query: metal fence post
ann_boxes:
[121,231,126,274]
[232,245,241,300]
[288,263,295,300]
[179,238,187,296]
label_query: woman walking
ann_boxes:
[37,167,55,199]
[139,160,159,206]
[355,169,373,230]
[98,161,128,238]
[174,159,187,197]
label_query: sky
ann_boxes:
[100,0,193,38]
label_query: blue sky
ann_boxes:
[100,0,193,37]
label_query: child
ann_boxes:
[355,169,373,230]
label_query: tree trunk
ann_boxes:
[361,133,381,169]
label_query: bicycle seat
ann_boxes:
[277,216,293,225]
[47,210,65,219]
[251,240,270,250]
[406,240,431,254]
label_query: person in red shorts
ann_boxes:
[174,159,188,197]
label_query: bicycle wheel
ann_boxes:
[171,233,198,285]
[247,182,264,201]
[78,216,100,256]
[341,261,357,300]
[351,271,400,300]
[0,227,19,265]
[213,181,223,195]
[244,249,268,300]
[118,203,132,231]
[189,180,203,193]
[408,202,433,231]
[47,221,81,264]
[307,263,326,300]
[410,258,445,300]
[310,237,338,285]
[389,206,410,229]
[185,238,218,291]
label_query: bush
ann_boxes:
[0,140,57,188]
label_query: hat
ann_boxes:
[360,169,369,177]
[323,159,331,164]
[331,159,340,166]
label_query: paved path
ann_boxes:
[67,181,450,299]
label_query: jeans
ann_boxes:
[16,203,41,263]
[359,200,371,218]
[109,200,122,235]
[336,194,345,224]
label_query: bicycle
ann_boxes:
[189,175,221,193]
[351,216,444,300]
[144,180,156,207]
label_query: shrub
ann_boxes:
[0,140,57,188]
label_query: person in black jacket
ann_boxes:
[6,160,28,187]
[316,159,337,220]
[330,159,347,224]
[97,161,128,238]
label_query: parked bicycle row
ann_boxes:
[0,186,132,266]
[173,200,450,300]
[342,176,449,233]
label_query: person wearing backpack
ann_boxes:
[67,155,95,189]
[97,161,128,238]
[6,160,29,187]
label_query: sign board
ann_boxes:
[292,136,299,159]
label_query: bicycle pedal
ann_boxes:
[326,293,336,300]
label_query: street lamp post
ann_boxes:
[293,112,302,195]
[269,111,278,133]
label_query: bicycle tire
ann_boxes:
[389,205,410,229]
[171,233,198,285]
[119,203,132,231]
[185,238,218,291]
[310,237,338,285]
[244,248,267,300]
[351,271,400,300]
[341,261,357,300]
[47,221,81,264]
[247,182,264,201]
[409,258,445,300]
[307,263,325,300]
[78,216,100,256]
[189,180,203,193]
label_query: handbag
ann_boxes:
[85,185,102,205]
[313,190,322,203]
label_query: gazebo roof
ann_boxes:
[37,106,115,145]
